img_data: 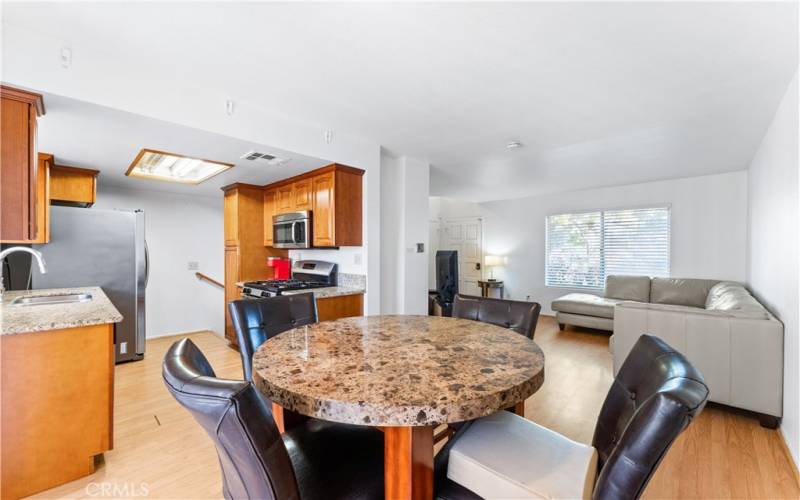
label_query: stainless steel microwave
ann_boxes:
[273,211,311,249]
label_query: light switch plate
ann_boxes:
[354,253,362,265]
[416,243,425,253]
[187,261,199,270]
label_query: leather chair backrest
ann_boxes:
[228,294,318,380]
[592,335,709,500]
[452,294,541,339]
[162,338,300,500]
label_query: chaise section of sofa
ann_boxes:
[551,275,650,332]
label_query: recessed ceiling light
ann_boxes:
[126,149,234,184]
[506,141,523,150]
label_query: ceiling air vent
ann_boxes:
[240,151,288,165]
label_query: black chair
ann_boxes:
[228,294,318,381]
[453,294,542,340]
[436,334,709,500]
[162,338,384,500]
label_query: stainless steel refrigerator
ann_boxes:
[33,206,148,363]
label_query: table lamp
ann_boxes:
[484,255,507,281]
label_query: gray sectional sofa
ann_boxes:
[551,275,784,426]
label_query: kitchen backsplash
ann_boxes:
[338,273,366,290]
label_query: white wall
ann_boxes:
[93,185,225,338]
[2,24,382,314]
[747,72,799,466]
[381,154,430,314]
[431,171,749,314]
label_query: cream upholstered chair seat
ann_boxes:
[447,411,598,499]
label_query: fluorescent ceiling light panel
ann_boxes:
[126,149,234,184]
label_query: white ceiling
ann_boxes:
[37,94,329,196]
[5,2,798,202]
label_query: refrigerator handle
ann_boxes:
[144,240,150,288]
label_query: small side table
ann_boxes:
[478,280,504,299]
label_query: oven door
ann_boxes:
[273,216,311,249]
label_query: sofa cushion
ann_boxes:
[447,411,598,500]
[706,282,769,319]
[650,278,720,308]
[551,293,619,319]
[605,275,651,301]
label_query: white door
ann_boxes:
[441,218,482,296]
[428,220,441,290]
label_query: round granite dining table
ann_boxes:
[252,315,545,500]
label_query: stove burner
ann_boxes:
[242,279,330,295]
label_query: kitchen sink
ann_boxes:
[10,293,93,306]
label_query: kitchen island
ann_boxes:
[1,286,122,499]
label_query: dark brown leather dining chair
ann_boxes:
[453,294,542,340]
[162,338,384,500]
[228,294,318,381]
[435,334,710,500]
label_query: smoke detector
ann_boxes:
[506,141,523,150]
[240,151,288,166]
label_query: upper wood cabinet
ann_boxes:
[263,188,277,246]
[312,172,336,247]
[31,153,52,244]
[262,163,364,248]
[293,178,313,211]
[276,184,294,213]
[50,165,99,207]
[1,85,45,242]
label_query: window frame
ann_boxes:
[544,204,671,290]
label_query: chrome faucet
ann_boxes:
[0,246,47,297]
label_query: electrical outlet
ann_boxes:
[187,261,199,270]
[354,253,362,266]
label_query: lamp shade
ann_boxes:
[484,255,507,267]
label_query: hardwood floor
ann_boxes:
[30,316,799,499]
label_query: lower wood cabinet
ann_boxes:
[316,294,364,322]
[1,323,114,499]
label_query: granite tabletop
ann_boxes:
[252,315,545,426]
[1,287,123,335]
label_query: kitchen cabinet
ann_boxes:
[31,153,52,244]
[1,85,45,242]
[1,322,114,499]
[316,294,364,322]
[263,188,277,246]
[312,172,336,246]
[223,183,287,347]
[49,164,99,207]
[276,184,294,212]
[293,178,312,210]
[263,164,364,248]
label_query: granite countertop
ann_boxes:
[235,282,365,299]
[252,315,545,426]
[1,287,123,335]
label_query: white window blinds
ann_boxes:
[545,211,603,289]
[546,206,670,289]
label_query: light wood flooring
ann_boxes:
[30,316,799,499]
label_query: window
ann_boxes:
[545,206,670,289]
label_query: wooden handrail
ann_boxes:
[195,272,224,289]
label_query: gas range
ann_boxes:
[242,279,330,297]
[241,260,337,298]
